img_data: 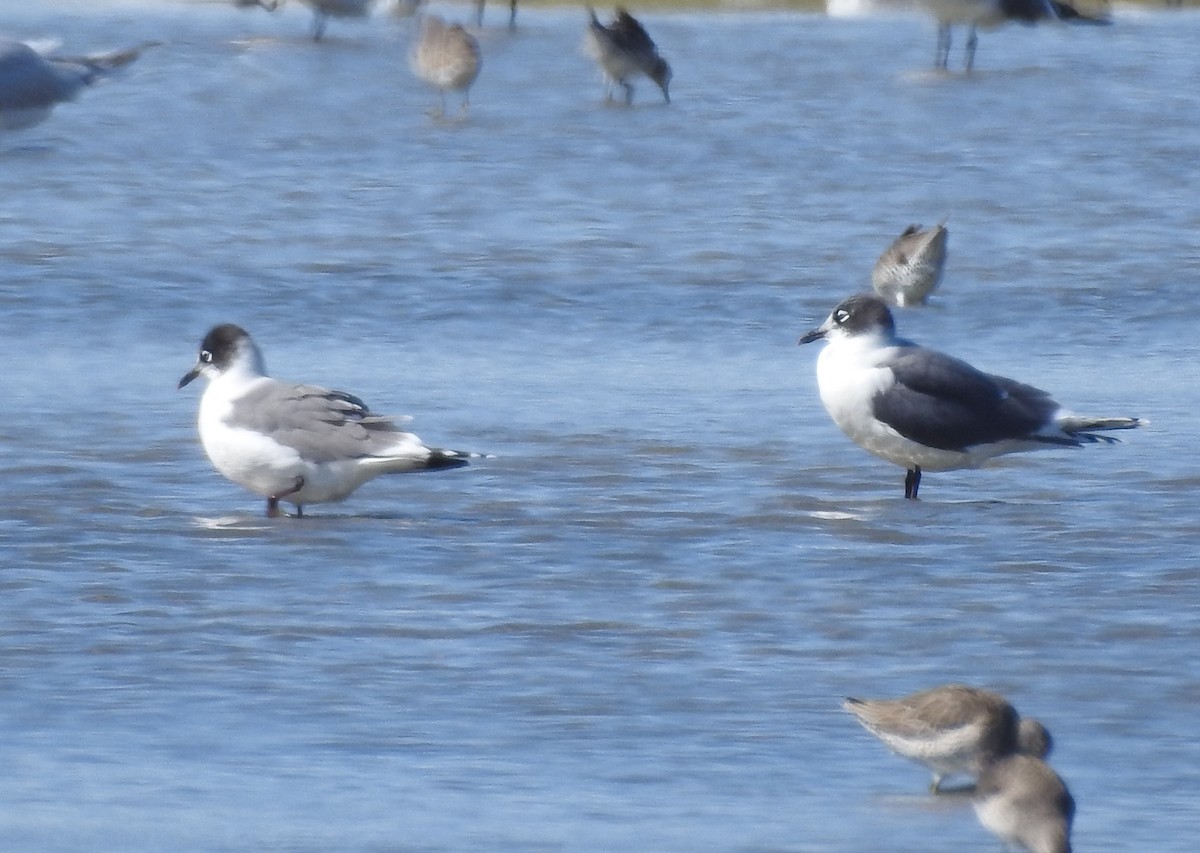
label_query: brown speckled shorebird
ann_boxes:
[974,753,1075,853]
[842,684,1052,792]
[410,16,482,117]
[585,7,671,105]
[872,221,948,308]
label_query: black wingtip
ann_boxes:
[425,450,474,471]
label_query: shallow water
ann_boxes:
[1,1,1198,850]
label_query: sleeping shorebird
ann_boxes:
[919,0,1111,72]
[585,7,671,105]
[871,221,949,308]
[974,754,1075,853]
[410,15,482,116]
[799,294,1142,499]
[843,684,1052,793]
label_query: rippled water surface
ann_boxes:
[2,1,1199,850]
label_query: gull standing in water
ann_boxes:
[585,7,672,105]
[973,754,1075,853]
[843,684,1052,793]
[798,294,1142,498]
[919,0,1111,72]
[410,15,482,116]
[178,324,473,517]
[299,0,376,41]
[0,38,144,132]
[474,0,518,30]
[871,221,949,308]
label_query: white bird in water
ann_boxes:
[798,294,1143,498]
[973,754,1075,853]
[842,684,1051,793]
[0,38,145,132]
[872,221,949,308]
[919,0,1111,72]
[585,7,672,105]
[410,15,482,117]
[178,324,474,517]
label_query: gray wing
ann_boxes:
[0,41,87,110]
[873,346,1071,452]
[227,380,423,463]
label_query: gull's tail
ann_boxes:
[423,447,491,470]
[1049,1,1113,25]
[1059,416,1145,444]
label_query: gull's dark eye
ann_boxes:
[200,350,213,363]
[834,309,851,325]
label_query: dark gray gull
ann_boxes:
[799,294,1142,498]
[919,0,1111,72]
[0,38,143,131]
[178,324,472,517]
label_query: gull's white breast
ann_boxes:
[198,375,306,499]
[815,335,973,472]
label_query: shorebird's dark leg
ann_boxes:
[965,25,978,73]
[266,476,305,518]
[936,24,951,69]
[508,0,518,30]
[312,12,327,42]
[904,466,922,500]
[476,0,485,27]
[621,81,634,106]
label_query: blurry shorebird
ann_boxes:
[178,324,472,517]
[410,15,482,116]
[871,221,949,308]
[799,294,1142,498]
[0,38,145,132]
[974,754,1075,853]
[585,7,671,105]
[843,685,1051,793]
[920,0,1111,72]
[299,0,376,41]
[475,0,518,30]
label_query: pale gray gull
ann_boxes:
[178,324,472,517]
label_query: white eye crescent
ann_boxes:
[835,309,850,324]
[200,350,213,363]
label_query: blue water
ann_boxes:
[1,1,1198,850]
